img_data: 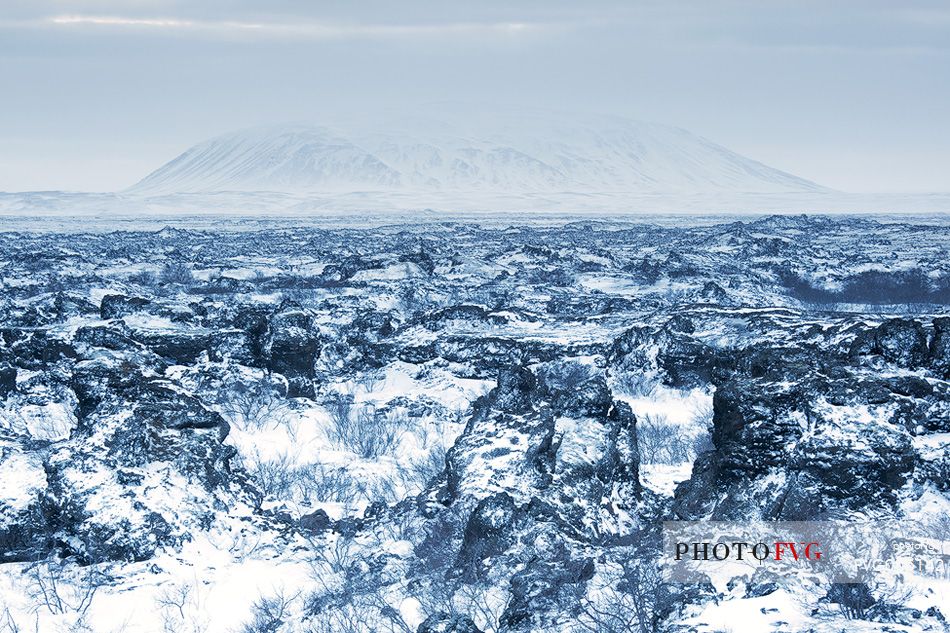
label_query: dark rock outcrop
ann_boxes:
[597,401,641,507]
[849,318,929,368]
[417,613,482,633]
[501,554,594,631]
[0,363,15,397]
[454,493,520,582]
[100,294,152,320]
[930,317,950,377]
[265,308,321,397]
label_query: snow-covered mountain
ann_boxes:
[129,110,827,195]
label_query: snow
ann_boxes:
[639,463,692,497]
[350,261,424,282]
[5,194,950,223]
[912,432,950,454]
[127,109,827,197]
[210,361,491,518]
[11,401,76,441]
[681,588,812,633]
[619,384,712,427]
[0,450,46,515]
[555,416,607,468]
[121,314,188,331]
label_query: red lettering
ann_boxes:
[774,542,799,561]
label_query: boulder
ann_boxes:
[100,294,152,320]
[74,323,139,351]
[298,509,331,533]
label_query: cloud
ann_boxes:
[34,13,549,39]
[50,15,198,28]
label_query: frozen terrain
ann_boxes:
[0,215,949,632]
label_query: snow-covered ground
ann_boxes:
[1,216,949,632]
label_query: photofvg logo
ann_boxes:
[675,539,822,563]
[662,521,950,585]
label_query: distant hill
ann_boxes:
[129,109,827,195]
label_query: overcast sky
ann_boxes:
[1,0,948,193]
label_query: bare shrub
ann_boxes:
[636,414,694,464]
[245,451,300,499]
[25,558,105,619]
[155,582,208,633]
[298,462,395,507]
[402,580,505,633]
[159,262,195,285]
[296,463,370,506]
[819,524,915,621]
[690,397,714,424]
[155,583,191,625]
[192,368,292,433]
[305,534,414,633]
[867,580,916,622]
[404,442,447,492]
[544,361,594,392]
[240,590,297,633]
[216,379,291,431]
[923,514,950,554]
[576,560,662,633]
[0,606,36,633]
[243,453,403,508]
[692,432,714,456]
[306,604,411,633]
[614,371,659,398]
[690,398,715,456]
[326,400,407,459]
[356,371,386,393]
[452,584,510,633]
[127,270,157,286]
[325,392,355,433]
[826,583,875,620]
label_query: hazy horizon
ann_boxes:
[2,0,949,194]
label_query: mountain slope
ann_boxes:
[129,111,827,195]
